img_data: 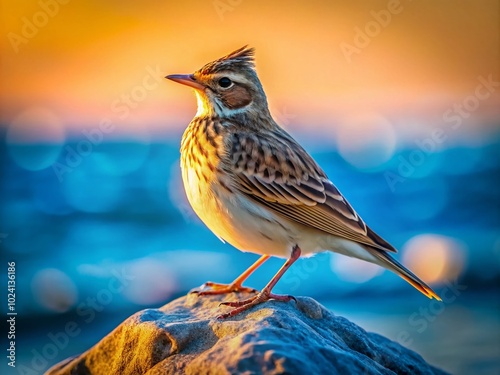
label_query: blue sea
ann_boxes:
[1,129,499,374]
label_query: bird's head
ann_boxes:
[166,46,269,119]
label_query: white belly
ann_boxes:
[181,162,381,265]
[182,164,306,258]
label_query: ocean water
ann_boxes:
[1,131,499,374]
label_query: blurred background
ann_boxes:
[1,1,499,374]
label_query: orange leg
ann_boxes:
[218,245,301,319]
[193,254,271,296]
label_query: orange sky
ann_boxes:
[1,0,499,142]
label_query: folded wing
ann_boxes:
[225,129,397,253]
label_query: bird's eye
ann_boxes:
[218,77,232,88]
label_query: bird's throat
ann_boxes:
[195,91,214,117]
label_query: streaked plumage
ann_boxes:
[167,46,441,318]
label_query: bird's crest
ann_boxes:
[199,46,255,75]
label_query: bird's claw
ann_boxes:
[219,295,258,308]
[217,291,296,319]
[191,281,257,296]
[217,312,232,320]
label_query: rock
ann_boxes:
[47,293,448,375]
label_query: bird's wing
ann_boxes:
[225,129,397,253]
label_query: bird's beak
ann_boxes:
[165,74,205,91]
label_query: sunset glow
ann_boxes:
[1,1,498,141]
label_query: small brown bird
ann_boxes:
[166,46,441,319]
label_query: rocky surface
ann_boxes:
[47,292,448,375]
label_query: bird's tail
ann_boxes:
[367,248,442,301]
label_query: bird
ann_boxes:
[166,46,441,319]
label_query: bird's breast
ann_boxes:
[180,117,239,242]
[180,118,223,208]
[179,118,296,257]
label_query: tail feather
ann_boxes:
[367,248,442,301]
[366,226,398,253]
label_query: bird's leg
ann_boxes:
[218,245,301,319]
[192,254,270,296]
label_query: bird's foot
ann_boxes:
[190,281,257,296]
[217,291,296,319]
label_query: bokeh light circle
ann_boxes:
[402,234,466,284]
[6,107,65,171]
[336,113,396,170]
[31,268,78,313]
[62,155,124,213]
[92,135,151,176]
[121,258,177,305]
[330,254,383,283]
